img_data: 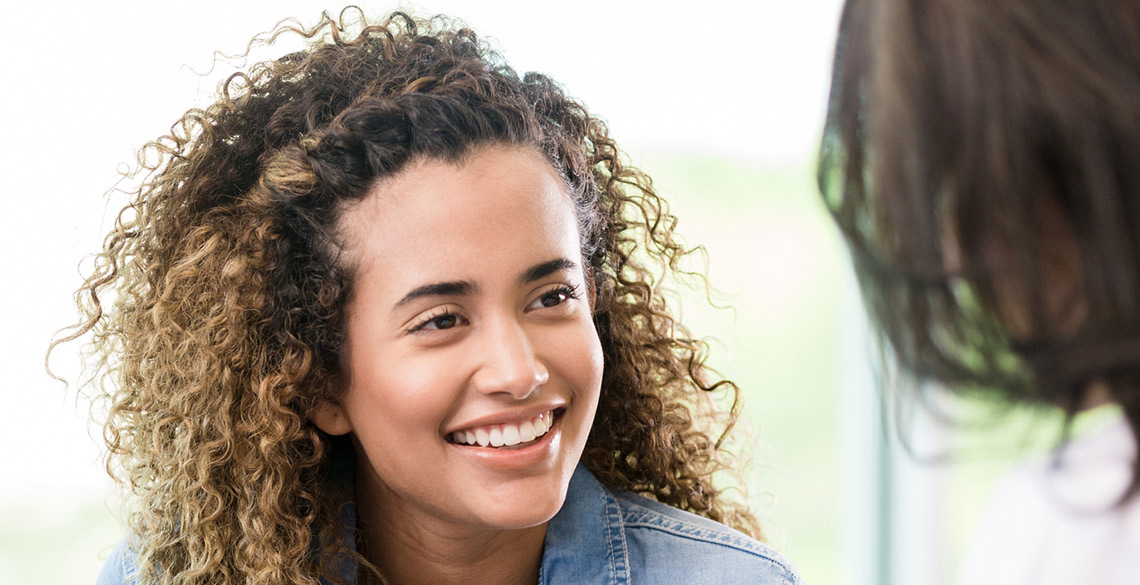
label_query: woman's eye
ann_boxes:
[539,291,568,307]
[527,285,580,311]
[409,310,466,333]
[425,314,459,330]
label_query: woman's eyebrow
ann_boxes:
[394,281,477,307]
[393,259,575,308]
[519,258,577,284]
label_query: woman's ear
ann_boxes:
[309,401,353,436]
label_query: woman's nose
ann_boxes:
[471,318,550,398]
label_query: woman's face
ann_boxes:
[312,146,604,534]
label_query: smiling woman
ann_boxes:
[52,8,801,585]
[311,149,606,577]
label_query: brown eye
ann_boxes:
[539,290,568,308]
[427,314,459,330]
[526,285,580,311]
[408,308,467,334]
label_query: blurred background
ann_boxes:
[0,1,1089,584]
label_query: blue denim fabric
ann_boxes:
[96,464,801,584]
[95,539,136,585]
[542,465,801,584]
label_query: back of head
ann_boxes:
[820,0,1140,498]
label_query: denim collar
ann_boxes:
[329,455,622,585]
[540,464,629,585]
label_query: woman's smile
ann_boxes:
[447,408,558,447]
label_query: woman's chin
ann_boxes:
[467,489,567,531]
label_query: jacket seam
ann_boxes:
[603,490,630,585]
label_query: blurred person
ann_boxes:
[819,0,1140,583]
[53,8,801,585]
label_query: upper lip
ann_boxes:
[443,403,565,435]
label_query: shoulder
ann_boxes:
[614,491,802,585]
[957,417,1140,585]
[95,539,139,585]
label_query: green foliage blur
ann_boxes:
[648,153,848,585]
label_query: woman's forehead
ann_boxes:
[336,146,582,288]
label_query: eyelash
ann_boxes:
[529,284,582,310]
[407,307,466,334]
[405,284,582,335]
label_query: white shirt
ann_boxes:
[957,415,1140,585]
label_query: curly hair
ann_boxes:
[820,0,1140,500]
[53,8,757,585]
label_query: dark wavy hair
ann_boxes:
[820,0,1140,501]
[52,8,757,585]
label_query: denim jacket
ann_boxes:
[97,464,801,585]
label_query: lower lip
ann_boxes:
[448,414,562,471]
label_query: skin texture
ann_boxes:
[310,147,603,585]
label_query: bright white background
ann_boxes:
[0,1,847,582]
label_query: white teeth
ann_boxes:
[502,425,521,446]
[520,421,536,442]
[452,410,555,448]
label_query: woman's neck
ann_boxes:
[355,475,547,585]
